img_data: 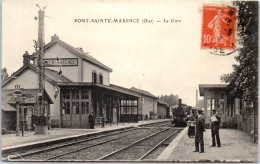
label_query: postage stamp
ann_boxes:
[201,5,237,50]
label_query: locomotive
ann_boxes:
[171,99,187,127]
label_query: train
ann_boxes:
[171,99,187,127]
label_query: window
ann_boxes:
[63,102,70,114]
[72,102,79,114]
[207,99,211,111]
[121,100,127,106]
[212,99,215,110]
[120,100,138,115]
[121,107,127,114]
[81,102,89,114]
[72,89,79,99]
[127,100,132,106]
[81,89,89,99]
[132,107,137,114]
[218,99,224,110]
[132,100,137,106]
[62,90,70,100]
[92,71,97,83]
[99,74,103,84]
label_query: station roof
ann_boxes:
[130,87,158,99]
[2,63,72,88]
[2,89,53,112]
[157,100,169,106]
[199,84,228,96]
[42,35,112,72]
[57,82,141,99]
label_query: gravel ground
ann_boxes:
[4,128,135,159]
[20,128,161,161]
[143,129,182,160]
[53,128,162,161]
[104,129,178,160]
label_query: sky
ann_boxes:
[2,0,238,106]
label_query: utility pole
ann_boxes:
[37,5,46,116]
[35,4,48,134]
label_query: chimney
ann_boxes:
[23,51,30,65]
[51,34,59,41]
[76,47,84,53]
[178,99,182,107]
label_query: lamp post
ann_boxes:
[14,84,22,136]
[21,96,26,136]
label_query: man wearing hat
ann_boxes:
[210,109,221,147]
[194,109,205,153]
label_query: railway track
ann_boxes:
[138,120,171,127]
[5,121,182,161]
[98,128,181,161]
[5,127,137,160]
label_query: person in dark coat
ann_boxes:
[194,109,205,153]
[210,109,221,147]
[88,112,95,129]
[101,114,105,128]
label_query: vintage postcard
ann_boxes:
[1,0,258,162]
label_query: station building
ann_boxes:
[199,84,229,124]
[2,35,142,129]
[198,84,258,142]
[129,87,158,120]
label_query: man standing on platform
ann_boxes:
[88,112,95,129]
[194,109,205,153]
[210,109,221,147]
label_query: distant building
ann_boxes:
[130,87,158,120]
[198,84,257,142]
[199,84,229,124]
[157,100,170,118]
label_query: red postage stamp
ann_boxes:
[201,5,236,50]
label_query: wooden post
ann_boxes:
[110,94,112,126]
[16,102,20,136]
[21,97,26,136]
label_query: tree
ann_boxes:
[159,94,179,106]
[1,67,9,82]
[221,1,258,103]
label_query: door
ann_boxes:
[71,102,80,128]
[80,101,90,128]
[62,102,71,128]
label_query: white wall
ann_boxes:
[43,43,110,84]
[43,43,79,82]
[3,69,38,89]
[142,96,158,118]
[83,61,110,85]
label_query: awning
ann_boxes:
[199,84,228,96]
[2,89,53,111]
[57,82,141,99]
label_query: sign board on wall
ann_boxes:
[43,58,78,67]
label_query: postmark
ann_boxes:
[201,5,237,55]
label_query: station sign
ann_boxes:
[43,58,78,67]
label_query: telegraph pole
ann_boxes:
[37,5,46,116]
[35,5,48,134]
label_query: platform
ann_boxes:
[157,127,258,162]
[1,119,169,150]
